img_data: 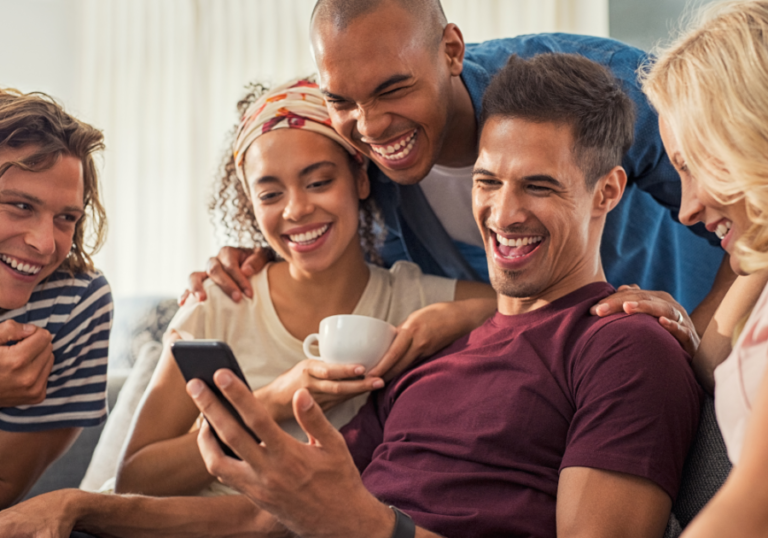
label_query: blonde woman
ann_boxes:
[643,1,768,535]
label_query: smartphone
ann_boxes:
[171,340,260,459]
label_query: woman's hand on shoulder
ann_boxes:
[178,246,272,306]
[590,284,700,357]
[254,360,384,422]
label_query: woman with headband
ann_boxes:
[643,1,768,535]
[112,78,495,497]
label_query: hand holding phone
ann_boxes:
[172,340,260,459]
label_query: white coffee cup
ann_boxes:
[302,314,397,370]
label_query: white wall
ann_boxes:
[0,0,81,110]
[1,0,609,299]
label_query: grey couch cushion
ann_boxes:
[663,395,732,538]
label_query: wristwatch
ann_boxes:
[389,506,416,538]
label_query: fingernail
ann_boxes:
[187,379,204,398]
[372,379,384,389]
[595,304,609,315]
[195,292,203,301]
[244,289,253,298]
[21,323,35,335]
[624,301,639,310]
[354,366,365,375]
[232,291,242,303]
[217,370,233,388]
[299,390,315,411]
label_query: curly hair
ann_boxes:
[0,88,106,274]
[209,81,384,265]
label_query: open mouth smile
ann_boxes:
[0,254,43,276]
[714,220,732,239]
[494,233,545,259]
[283,224,332,252]
[369,130,417,162]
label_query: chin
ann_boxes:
[729,256,750,277]
[490,269,545,298]
[0,290,34,311]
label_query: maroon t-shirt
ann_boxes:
[342,282,702,538]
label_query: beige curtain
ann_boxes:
[79,0,608,298]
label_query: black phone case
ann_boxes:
[171,340,261,459]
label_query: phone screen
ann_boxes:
[172,340,261,459]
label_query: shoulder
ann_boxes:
[30,269,113,327]
[387,261,455,296]
[37,269,112,300]
[172,269,263,323]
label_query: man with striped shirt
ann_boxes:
[0,89,113,508]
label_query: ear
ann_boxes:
[591,166,627,217]
[355,162,371,200]
[442,23,465,76]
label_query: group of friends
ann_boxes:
[1,0,767,536]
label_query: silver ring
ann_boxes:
[675,310,684,324]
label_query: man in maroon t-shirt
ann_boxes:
[183,54,702,538]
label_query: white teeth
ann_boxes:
[0,254,42,275]
[371,130,417,161]
[288,224,329,245]
[715,221,732,239]
[495,234,543,248]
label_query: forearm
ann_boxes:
[689,254,737,337]
[116,431,214,496]
[0,427,81,508]
[65,490,284,538]
[0,476,30,509]
[693,270,768,393]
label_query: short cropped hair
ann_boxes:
[311,0,447,49]
[643,0,768,273]
[0,89,106,273]
[481,53,635,188]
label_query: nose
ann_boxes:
[475,182,529,232]
[678,176,706,226]
[355,103,391,141]
[25,217,56,256]
[282,188,315,222]
[492,186,529,229]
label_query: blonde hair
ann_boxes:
[642,0,768,273]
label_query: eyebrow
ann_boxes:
[254,161,337,185]
[0,189,83,213]
[321,74,412,102]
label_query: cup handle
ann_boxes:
[303,333,321,360]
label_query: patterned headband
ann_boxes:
[233,77,363,189]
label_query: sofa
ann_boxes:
[24,297,733,538]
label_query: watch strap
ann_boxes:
[389,505,416,538]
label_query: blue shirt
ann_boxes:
[369,33,723,313]
[0,270,113,432]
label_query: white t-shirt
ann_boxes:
[168,261,456,494]
[714,282,768,464]
[419,164,483,248]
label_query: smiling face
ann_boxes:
[658,117,752,275]
[243,128,369,277]
[311,2,462,185]
[0,146,84,310]
[473,117,620,314]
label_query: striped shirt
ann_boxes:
[0,270,113,432]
